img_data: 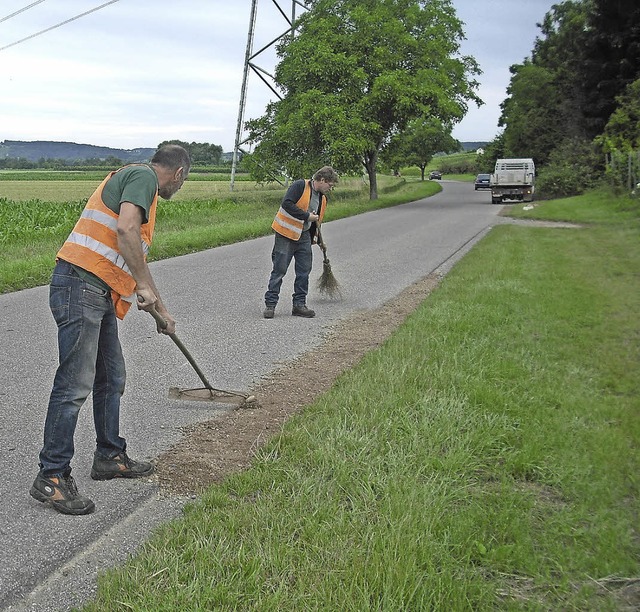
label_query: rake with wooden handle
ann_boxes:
[148,308,257,408]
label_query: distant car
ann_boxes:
[474,173,491,190]
[429,170,442,180]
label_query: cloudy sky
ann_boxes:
[0,0,555,152]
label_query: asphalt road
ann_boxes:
[0,180,501,611]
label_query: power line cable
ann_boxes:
[0,1,47,24]
[0,0,120,52]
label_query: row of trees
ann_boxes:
[485,0,640,197]
[0,156,133,170]
[243,0,640,200]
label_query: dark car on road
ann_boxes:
[429,170,442,180]
[474,173,491,190]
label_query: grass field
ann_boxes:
[2,174,638,609]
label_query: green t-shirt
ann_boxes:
[102,164,158,221]
[72,165,159,291]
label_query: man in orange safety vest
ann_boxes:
[30,144,190,515]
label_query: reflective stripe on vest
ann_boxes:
[271,180,326,240]
[272,208,305,238]
[57,170,157,319]
[65,208,151,273]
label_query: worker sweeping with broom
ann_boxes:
[263,165,339,319]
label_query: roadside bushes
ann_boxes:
[536,137,603,199]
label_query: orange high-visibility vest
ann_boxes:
[271,180,326,240]
[57,170,158,319]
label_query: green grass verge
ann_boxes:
[509,186,640,225]
[78,190,639,610]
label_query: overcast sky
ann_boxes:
[0,0,555,152]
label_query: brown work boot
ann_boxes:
[30,472,95,515]
[292,304,315,318]
[90,451,154,480]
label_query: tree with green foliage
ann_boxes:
[498,62,565,165]
[597,78,640,153]
[595,78,640,193]
[382,117,459,180]
[498,1,590,165]
[245,0,481,199]
[580,0,640,138]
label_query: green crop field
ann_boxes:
[0,172,438,293]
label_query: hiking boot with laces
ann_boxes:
[90,451,154,480]
[292,304,315,318]
[30,472,95,515]
[263,305,275,319]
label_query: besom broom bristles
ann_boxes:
[316,227,342,299]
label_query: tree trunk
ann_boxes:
[364,150,378,200]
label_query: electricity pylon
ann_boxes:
[230,0,309,190]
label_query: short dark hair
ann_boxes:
[151,144,191,177]
[313,166,339,184]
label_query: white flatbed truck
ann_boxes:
[490,158,535,204]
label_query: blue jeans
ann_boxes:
[264,230,313,307]
[38,260,126,477]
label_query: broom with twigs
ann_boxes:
[315,226,342,299]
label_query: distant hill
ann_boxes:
[0,139,487,163]
[0,140,156,163]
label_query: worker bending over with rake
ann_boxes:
[263,165,339,319]
[30,144,190,515]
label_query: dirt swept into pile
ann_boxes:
[155,274,441,496]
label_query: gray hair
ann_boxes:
[152,144,191,177]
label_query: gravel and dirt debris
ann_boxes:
[154,273,441,496]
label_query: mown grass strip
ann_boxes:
[82,191,639,610]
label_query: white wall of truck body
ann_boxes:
[490,158,535,204]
